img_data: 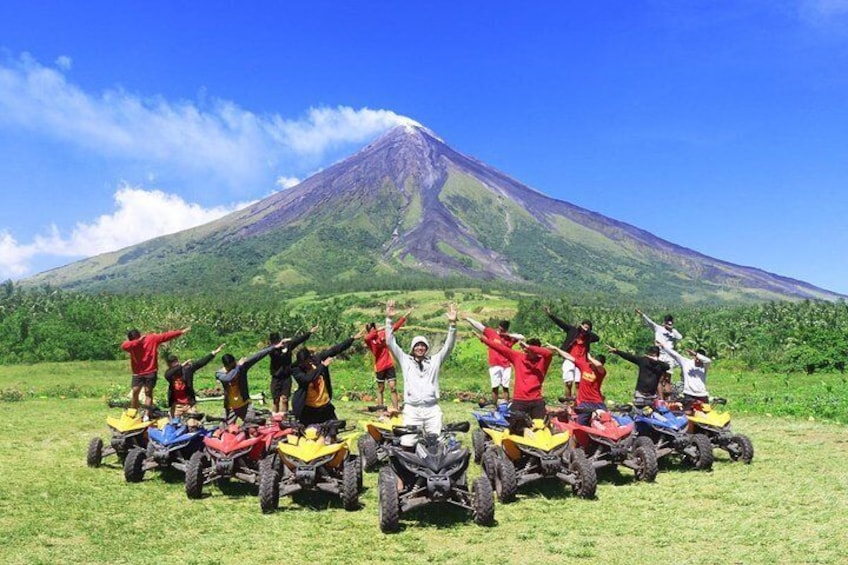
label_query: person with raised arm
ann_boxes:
[607,344,670,408]
[364,309,411,413]
[291,329,364,425]
[542,305,599,399]
[121,326,191,414]
[464,317,524,406]
[216,341,286,424]
[636,308,683,400]
[475,331,553,420]
[658,343,712,411]
[268,325,319,415]
[164,343,225,418]
[548,344,608,425]
[385,299,457,434]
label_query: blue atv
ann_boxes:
[471,402,510,463]
[124,413,212,482]
[617,404,713,471]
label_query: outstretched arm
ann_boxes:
[636,309,659,331]
[464,316,486,333]
[385,300,405,361]
[241,345,278,371]
[433,303,458,363]
[546,343,574,361]
[659,343,684,366]
[317,338,355,361]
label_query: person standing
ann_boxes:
[269,325,318,415]
[216,341,285,424]
[607,344,670,408]
[291,331,363,425]
[636,309,683,400]
[385,299,457,434]
[548,345,608,425]
[121,326,191,413]
[364,310,410,413]
[164,344,225,418]
[543,305,599,399]
[477,333,554,420]
[658,343,712,411]
[464,317,524,406]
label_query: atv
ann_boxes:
[258,419,362,513]
[686,398,754,464]
[552,403,658,483]
[86,402,167,468]
[470,401,510,464]
[184,411,295,498]
[480,409,596,503]
[378,422,494,533]
[616,401,713,471]
[123,411,211,482]
[357,405,403,472]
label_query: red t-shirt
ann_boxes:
[365,316,406,373]
[480,337,553,401]
[575,358,606,404]
[568,335,588,361]
[121,330,184,375]
[172,377,191,405]
[483,327,519,368]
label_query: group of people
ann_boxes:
[119,301,711,433]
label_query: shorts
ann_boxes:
[562,359,581,384]
[131,372,157,388]
[172,403,196,417]
[489,365,511,389]
[300,403,337,426]
[375,367,397,383]
[633,390,657,408]
[509,399,547,420]
[226,403,253,424]
[270,376,293,400]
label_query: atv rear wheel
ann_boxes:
[342,460,360,511]
[123,448,147,483]
[471,429,486,464]
[685,434,714,471]
[258,457,280,514]
[568,448,597,499]
[727,434,754,464]
[495,454,518,503]
[378,467,400,533]
[472,476,495,526]
[86,437,103,468]
[632,444,658,482]
[185,451,208,499]
[634,435,655,453]
[358,434,379,472]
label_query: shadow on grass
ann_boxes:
[390,501,493,532]
[519,479,598,502]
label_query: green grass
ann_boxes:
[1,362,847,564]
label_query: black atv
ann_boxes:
[377,421,495,533]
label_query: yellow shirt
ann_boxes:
[226,381,249,410]
[305,374,330,408]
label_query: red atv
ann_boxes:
[185,411,295,499]
[551,403,658,483]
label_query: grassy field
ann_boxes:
[1,362,847,564]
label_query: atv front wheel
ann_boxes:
[123,448,147,483]
[185,451,208,499]
[86,437,103,468]
[495,455,518,503]
[358,434,380,472]
[727,434,754,464]
[378,467,400,533]
[568,448,597,499]
[471,429,486,464]
[258,457,280,514]
[472,476,495,526]
[481,449,497,489]
[632,444,658,482]
[685,434,714,471]
[342,461,360,511]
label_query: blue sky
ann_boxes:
[1,1,847,294]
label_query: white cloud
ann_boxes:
[275,176,301,189]
[0,185,252,279]
[55,55,72,71]
[0,53,411,192]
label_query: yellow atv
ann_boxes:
[86,402,167,467]
[686,398,753,464]
[258,419,362,513]
[481,410,596,502]
[357,406,403,472]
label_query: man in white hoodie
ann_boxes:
[658,343,712,411]
[385,299,457,434]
